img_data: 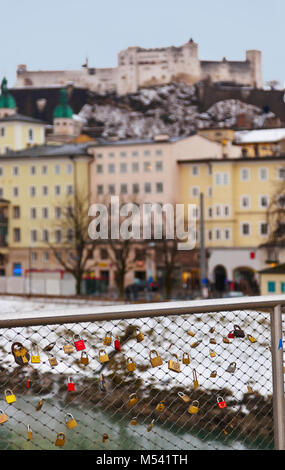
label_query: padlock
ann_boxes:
[149,350,163,368]
[136,328,144,343]
[27,424,33,440]
[80,351,89,365]
[35,398,44,411]
[102,433,109,443]
[26,378,32,389]
[234,325,245,338]
[188,400,199,414]
[104,332,112,346]
[99,374,107,392]
[11,342,30,366]
[210,370,217,378]
[31,344,41,364]
[147,419,154,432]
[226,362,237,373]
[217,396,227,409]
[43,342,56,352]
[168,354,180,373]
[74,334,86,351]
[130,417,137,426]
[223,336,230,344]
[4,389,16,404]
[156,400,165,412]
[128,393,138,407]
[63,343,74,354]
[209,338,216,345]
[0,410,8,424]
[247,384,254,393]
[190,340,201,348]
[178,391,190,403]
[193,369,199,389]
[209,327,215,334]
[67,376,75,392]
[48,355,58,367]
[210,350,216,358]
[65,413,78,430]
[98,349,109,363]
[55,432,65,447]
[247,334,257,343]
[126,357,136,372]
[227,330,235,339]
[182,352,190,365]
[187,330,195,337]
[114,336,121,351]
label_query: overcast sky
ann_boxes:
[1,0,284,88]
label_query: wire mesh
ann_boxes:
[0,306,274,450]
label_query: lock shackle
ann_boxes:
[149,349,159,358]
[27,424,32,431]
[65,413,74,421]
[4,389,13,396]
[57,432,65,438]
[183,352,190,358]
[68,376,74,382]
[217,396,224,402]
[129,393,137,399]
[191,400,199,406]
[126,357,134,363]
[177,392,186,398]
[193,369,198,381]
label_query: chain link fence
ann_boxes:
[0,298,282,450]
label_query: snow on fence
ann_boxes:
[0,295,284,450]
[0,276,76,297]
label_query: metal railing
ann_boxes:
[0,295,284,450]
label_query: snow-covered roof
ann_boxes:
[235,128,285,144]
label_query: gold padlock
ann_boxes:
[247,334,257,343]
[126,357,136,372]
[210,350,216,358]
[178,391,190,403]
[182,352,190,365]
[168,354,180,373]
[188,400,199,414]
[63,343,74,354]
[128,393,138,407]
[156,400,165,412]
[0,410,8,424]
[48,355,58,367]
[65,413,78,430]
[80,351,89,365]
[136,329,144,343]
[187,330,195,337]
[209,327,215,334]
[190,340,201,348]
[27,424,33,440]
[98,349,109,363]
[147,419,155,432]
[130,417,137,426]
[209,338,216,345]
[102,433,109,443]
[104,332,112,346]
[223,337,230,344]
[55,432,65,447]
[210,370,217,378]
[35,398,44,411]
[193,369,199,389]
[149,350,163,368]
[4,389,16,404]
[31,344,41,364]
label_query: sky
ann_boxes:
[1,0,284,88]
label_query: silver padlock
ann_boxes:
[226,361,236,373]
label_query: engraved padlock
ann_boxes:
[234,324,245,338]
[168,353,180,373]
[98,348,109,363]
[149,350,163,368]
[226,361,237,373]
[182,352,190,365]
[103,332,112,346]
[4,389,16,405]
[80,351,89,365]
[65,413,78,430]
[178,391,190,403]
[48,355,58,367]
[55,432,65,447]
[188,400,199,414]
[63,341,74,354]
[74,334,86,351]
[247,334,257,343]
[217,396,227,409]
[11,342,30,366]
[126,357,136,372]
[31,344,41,364]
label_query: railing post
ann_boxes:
[270,304,285,449]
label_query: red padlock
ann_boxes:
[227,330,235,339]
[26,378,31,389]
[217,396,227,409]
[74,334,86,351]
[67,377,75,392]
[114,336,121,351]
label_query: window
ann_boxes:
[13,206,20,219]
[41,165,48,175]
[215,205,221,217]
[215,229,221,240]
[132,162,139,172]
[277,167,285,180]
[133,183,139,194]
[54,185,61,196]
[224,205,230,216]
[54,164,60,174]
[13,187,19,197]
[13,263,22,276]
[207,207,212,218]
[191,165,200,176]
[281,282,285,293]
[12,166,19,176]
[96,153,103,159]
[30,208,37,219]
[54,230,61,243]
[260,222,268,236]
[259,195,269,208]
[132,151,139,157]
[30,186,36,197]
[31,251,37,262]
[13,228,21,242]
[120,151,127,157]
[120,163,127,173]
[28,128,34,141]
[30,165,36,175]
[66,185,73,195]
[268,281,276,293]
[55,207,61,219]
[108,163,115,173]
[42,185,48,196]
[66,229,73,242]
[66,206,73,218]
[156,161,163,171]
[190,186,199,197]
[207,187,212,197]
[108,152,115,158]
[0,188,3,197]
[207,230,212,241]
[100,248,108,260]
[97,185,104,195]
[120,184,128,194]
[42,207,49,219]
[259,167,268,180]
[214,172,229,185]
[0,127,5,137]
[144,162,152,172]
[240,168,250,181]
[66,163,73,174]
[0,167,3,176]
[108,184,115,195]
[144,150,150,156]
[43,252,49,263]
[241,223,250,236]
[30,230,37,243]
[42,230,49,243]
[155,149,162,156]
[224,228,231,240]
[144,182,151,193]
[241,195,250,209]
[96,164,103,174]
[156,182,163,193]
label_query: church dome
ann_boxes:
[53,87,73,119]
[0,78,16,109]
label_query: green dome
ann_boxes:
[53,87,73,119]
[0,78,16,109]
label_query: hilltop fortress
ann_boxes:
[14,38,262,95]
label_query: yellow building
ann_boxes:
[178,155,285,293]
[259,264,285,295]
[234,128,285,157]
[0,78,46,153]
